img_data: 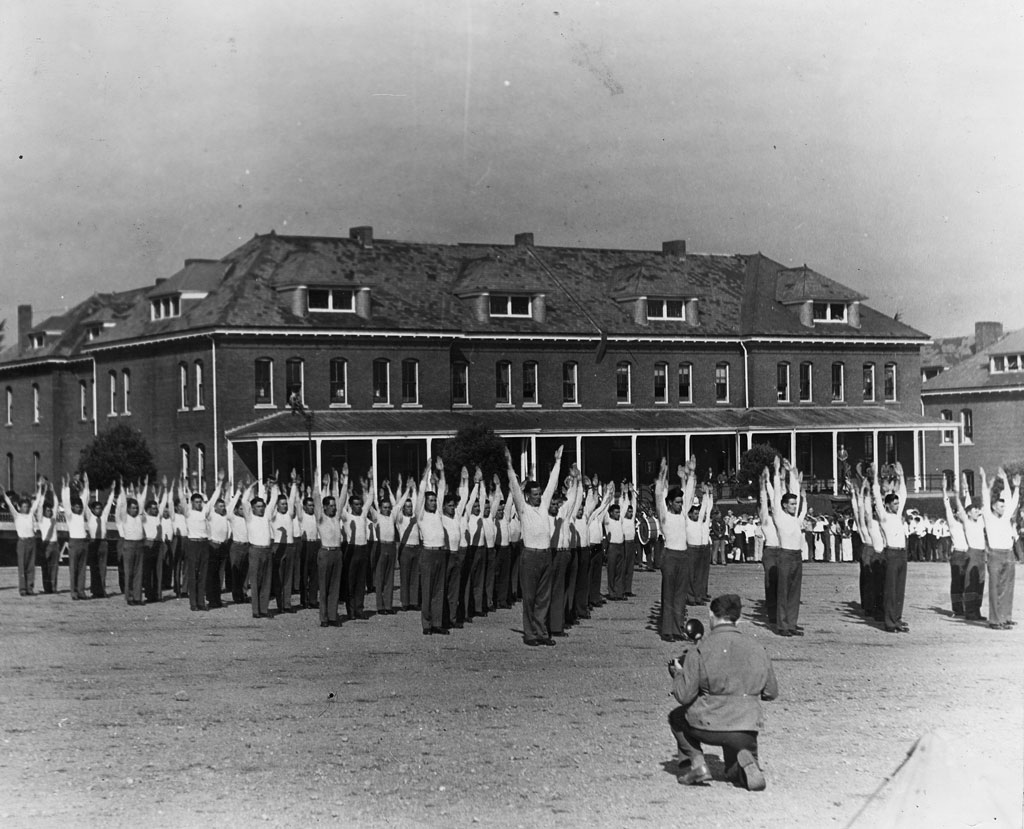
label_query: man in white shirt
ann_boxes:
[397,496,421,613]
[228,489,250,605]
[269,479,299,614]
[771,457,808,637]
[297,493,320,610]
[242,480,281,618]
[61,475,91,600]
[656,457,697,641]
[313,468,346,627]
[416,458,448,635]
[871,462,910,633]
[979,467,1020,629]
[341,480,375,621]
[4,483,44,596]
[85,486,116,599]
[182,476,223,612]
[506,445,563,646]
[207,482,232,609]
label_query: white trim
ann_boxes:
[210,337,219,481]
[922,384,1024,397]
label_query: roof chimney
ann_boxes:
[662,240,686,258]
[974,321,1004,353]
[18,304,32,350]
[349,226,373,249]
[514,232,534,247]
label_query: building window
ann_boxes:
[884,363,897,401]
[831,362,845,402]
[33,452,40,482]
[5,387,11,425]
[122,370,131,415]
[812,302,847,322]
[963,469,975,497]
[451,361,469,406]
[401,359,419,405]
[29,333,45,349]
[990,354,1024,373]
[285,358,304,406]
[179,362,189,409]
[646,299,685,321]
[940,410,954,445]
[80,380,89,422]
[196,444,206,489]
[108,371,117,416]
[329,358,348,405]
[489,295,532,318]
[5,453,12,490]
[562,361,578,405]
[863,363,875,402]
[616,362,632,404]
[373,359,391,405]
[307,288,355,313]
[523,361,539,405]
[799,362,813,402]
[884,433,896,464]
[495,361,512,405]
[777,362,790,402]
[32,384,40,424]
[86,325,103,342]
[194,361,205,409]
[960,409,973,443]
[150,296,181,320]
[715,362,730,403]
[254,358,273,406]
[678,363,692,404]
[654,362,668,404]
[180,444,190,477]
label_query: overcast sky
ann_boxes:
[3,0,1022,338]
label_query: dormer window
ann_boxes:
[86,325,104,341]
[151,296,181,320]
[646,298,685,321]
[28,333,45,349]
[991,354,1024,373]
[308,288,355,313]
[812,302,847,323]
[489,294,532,318]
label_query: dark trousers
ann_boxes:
[170,536,185,597]
[588,543,604,606]
[116,542,125,595]
[883,547,907,630]
[574,542,592,618]
[374,541,397,612]
[40,541,60,593]
[521,547,553,642]
[317,546,343,623]
[229,541,250,604]
[399,543,421,609]
[949,549,968,616]
[301,538,320,608]
[484,545,497,612]
[859,549,882,618]
[17,537,37,595]
[464,544,486,617]
[712,538,728,565]
[660,547,691,638]
[87,539,106,597]
[445,548,466,624]
[509,541,523,603]
[776,548,802,633]
[249,544,272,616]
[419,547,446,631]
[344,543,369,618]
[565,547,579,621]
[494,545,511,608]
[762,546,779,624]
[987,548,1015,626]
[186,538,209,610]
[623,539,637,595]
[964,547,986,618]
[686,544,704,603]
[606,541,625,599]
[367,541,380,594]
[122,539,144,603]
[272,541,293,611]
[549,548,571,634]
[142,540,164,602]
[669,706,759,776]
[697,543,712,600]
[206,541,226,607]
[68,538,89,599]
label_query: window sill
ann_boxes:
[254,404,277,410]
[562,403,581,408]
[328,403,351,409]
[495,403,514,408]
[522,402,541,408]
[451,403,472,409]
[121,412,131,417]
[401,403,422,409]
[193,405,206,412]
[677,401,693,406]
[372,403,394,409]
[616,401,632,406]
[107,413,118,418]
[960,440,974,446]
[654,401,668,406]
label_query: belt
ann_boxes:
[321,546,340,551]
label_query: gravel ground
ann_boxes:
[0,561,1021,829]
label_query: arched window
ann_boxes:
[776,362,790,402]
[884,363,897,401]
[32,383,40,423]
[196,443,206,489]
[942,469,955,490]
[940,409,954,445]
[4,387,11,425]
[799,362,813,402]
[495,361,512,405]
[194,360,205,408]
[5,452,12,491]
[179,362,189,409]
[960,409,973,443]
[329,358,348,405]
[562,361,578,405]
[962,469,975,497]
[616,361,632,404]
[180,444,190,478]
[831,362,845,402]
[654,362,668,404]
[715,362,730,403]
[109,371,118,416]
[678,362,692,404]
[286,358,304,406]
[451,361,469,406]
[402,358,419,405]
[80,380,89,422]
[254,358,273,405]
[373,358,391,405]
[863,362,876,402]
[522,361,539,405]
[122,369,131,415]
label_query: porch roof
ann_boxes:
[226,406,951,441]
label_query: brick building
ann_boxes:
[922,323,1024,493]
[0,226,949,494]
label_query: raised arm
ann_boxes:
[504,447,527,517]
[61,476,72,516]
[655,458,669,524]
[893,461,908,515]
[869,464,886,519]
[539,446,564,510]
[980,467,991,513]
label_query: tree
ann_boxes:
[77,424,158,490]
[737,443,782,498]
[440,423,507,490]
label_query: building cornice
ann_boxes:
[921,385,1024,397]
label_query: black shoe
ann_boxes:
[778,630,793,637]
[422,628,433,635]
[524,639,542,646]
[661,635,675,642]
[790,629,805,636]
[431,627,450,635]
[542,638,556,646]
[320,621,329,627]
[453,621,464,629]
[551,631,568,637]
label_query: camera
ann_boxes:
[667,619,705,675]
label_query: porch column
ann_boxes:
[912,429,921,493]
[789,430,797,467]
[315,438,323,479]
[872,430,879,468]
[734,433,742,471]
[684,433,691,460]
[831,430,839,496]
[630,433,638,486]
[371,437,379,499]
[952,431,961,489]
[520,441,529,481]
[575,434,583,471]
[226,439,234,489]
[426,437,434,461]
[529,435,537,479]
[257,438,264,482]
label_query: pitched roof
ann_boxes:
[775,265,868,304]
[921,335,974,370]
[921,328,1024,393]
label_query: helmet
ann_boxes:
[683,618,705,642]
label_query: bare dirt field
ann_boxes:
[0,561,1021,829]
